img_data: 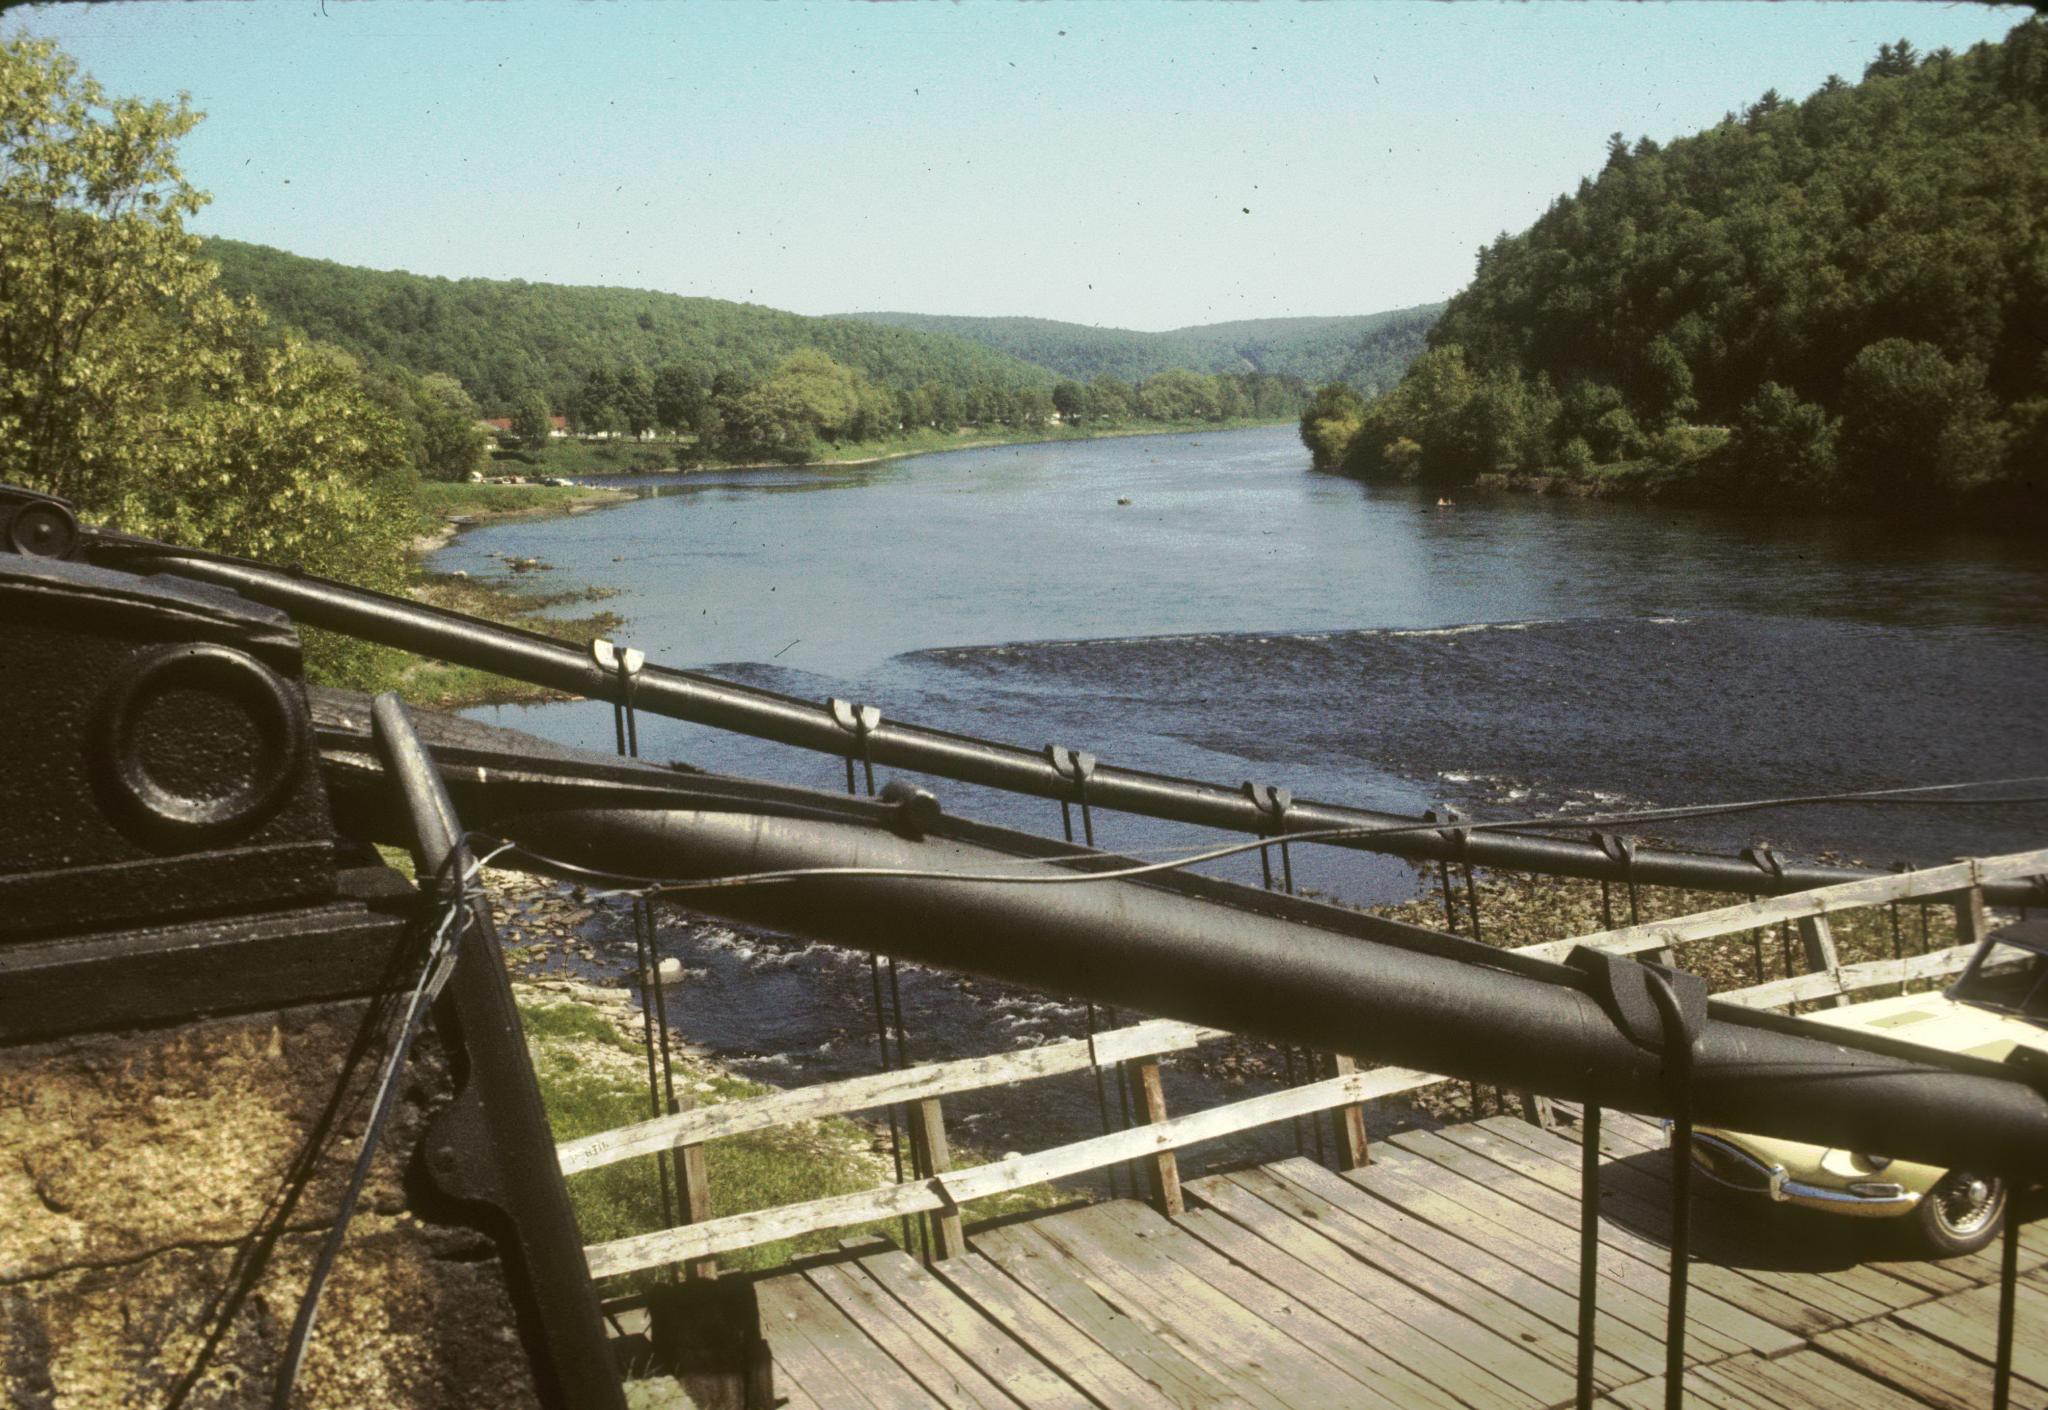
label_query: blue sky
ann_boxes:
[13,2,2028,331]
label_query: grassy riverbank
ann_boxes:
[498,877,1063,1286]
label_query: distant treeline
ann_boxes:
[541,353,1309,466]
[1303,22,2048,514]
[842,306,1442,393]
[203,237,1060,415]
[205,237,1318,468]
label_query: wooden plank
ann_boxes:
[1389,1126,1835,1344]
[1338,1140,1765,1359]
[1164,1203,1493,1410]
[1482,1114,2007,1303]
[1204,1165,1621,1389]
[676,1141,716,1281]
[559,1019,1215,1174]
[1225,1160,1655,1381]
[1551,1112,2038,1295]
[1715,943,1981,1011]
[804,1260,1024,1410]
[1955,886,1990,949]
[965,1228,1258,1410]
[1257,1150,1701,1369]
[1459,1119,1926,1332]
[1327,1054,1371,1170]
[1601,1371,1760,1410]
[1797,914,1848,1009]
[1186,1169,1620,1402]
[756,1274,903,1410]
[982,1217,1372,1410]
[1090,1201,1496,1410]
[912,1097,967,1261]
[1717,1347,1941,1410]
[1814,1317,2048,1410]
[1126,1060,1182,1216]
[1894,1278,2048,1382]
[854,1245,1093,1410]
[763,1269,941,1408]
[589,1061,1445,1276]
[1463,1119,1922,1317]
[928,1251,1194,1410]
[1515,847,2048,963]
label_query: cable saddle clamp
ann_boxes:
[590,637,645,678]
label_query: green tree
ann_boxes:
[615,362,656,438]
[511,390,553,448]
[1839,339,2004,500]
[414,372,486,481]
[1725,382,1840,498]
[0,35,416,685]
[1297,383,1366,469]
[650,363,704,436]
[1051,380,1086,424]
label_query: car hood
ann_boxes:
[1799,990,2048,1064]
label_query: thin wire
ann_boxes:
[473,774,2048,902]
[272,854,479,1408]
[595,775,2048,898]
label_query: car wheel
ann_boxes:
[1915,1169,2005,1256]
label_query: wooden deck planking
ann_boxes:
[1438,1120,1913,1325]
[923,1247,1199,1410]
[852,1245,1093,1410]
[1167,1191,1528,1410]
[1198,1163,1639,1391]
[1507,1116,1977,1308]
[728,1121,2040,1410]
[803,1258,1026,1410]
[966,1222,1258,1410]
[997,1209,1408,1410]
[1305,1139,1770,1361]
[1566,1111,2043,1300]
[1380,1128,1824,1347]
[976,1220,1318,1410]
[1813,1319,2048,1410]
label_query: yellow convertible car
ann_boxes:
[1687,920,2048,1255]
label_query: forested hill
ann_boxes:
[202,237,1057,414]
[1305,20,2048,513]
[838,305,1443,393]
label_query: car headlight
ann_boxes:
[1853,1153,1894,1173]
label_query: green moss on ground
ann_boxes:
[517,994,1062,1286]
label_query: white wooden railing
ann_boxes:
[563,846,2046,1282]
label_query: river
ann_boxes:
[442,424,2048,1175]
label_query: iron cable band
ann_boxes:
[1644,968,1701,1410]
[1049,744,1098,849]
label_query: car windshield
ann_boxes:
[1947,929,2048,1024]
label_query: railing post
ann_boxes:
[676,1128,717,1281]
[1955,885,1989,949]
[1795,914,1847,1009]
[1328,1054,1371,1169]
[1125,1058,1183,1215]
[910,1097,966,1261]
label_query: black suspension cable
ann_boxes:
[1576,1101,1602,1410]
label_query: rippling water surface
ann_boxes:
[443,425,2048,1168]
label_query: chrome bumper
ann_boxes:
[1681,1130,1920,1218]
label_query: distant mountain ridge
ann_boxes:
[202,237,1060,416]
[834,305,1444,392]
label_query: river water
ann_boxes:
[444,425,2048,1174]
